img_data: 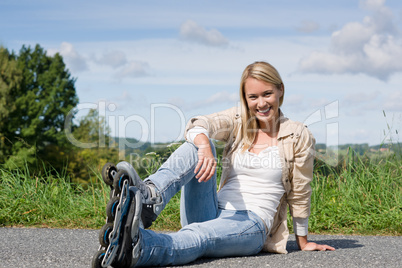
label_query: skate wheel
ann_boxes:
[102,163,117,186]
[91,250,106,268]
[99,222,114,247]
[113,170,130,195]
[106,196,120,222]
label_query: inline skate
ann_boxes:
[91,162,162,268]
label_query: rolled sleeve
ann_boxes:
[186,126,209,144]
[293,217,309,236]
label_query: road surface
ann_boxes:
[0,227,400,267]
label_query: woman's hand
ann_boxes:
[296,235,335,251]
[193,134,217,182]
[300,242,335,251]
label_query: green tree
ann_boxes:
[0,47,22,162]
[0,44,79,170]
[67,109,119,183]
[71,109,109,146]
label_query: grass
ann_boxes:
[0,163,181,231]
[308,150,401,235]
[0,149,401,236]
[0,164,109,228]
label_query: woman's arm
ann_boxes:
[296,235,335,251]
[288,126,335,251]
[287,126,315,218]
[293,218,334,251]
[192,133,217,182]
[184,107,239,182]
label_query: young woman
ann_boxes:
[93,61,335,268]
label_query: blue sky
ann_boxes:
[1,0,401,147]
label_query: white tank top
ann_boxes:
[217,146,285,231]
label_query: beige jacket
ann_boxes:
[185,107,315,254]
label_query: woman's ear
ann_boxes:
[278,84,284,97]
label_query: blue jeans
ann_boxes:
[133,142,267,267]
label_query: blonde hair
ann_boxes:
[239,61,284,151]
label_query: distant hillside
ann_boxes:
[111,137,401,156]
[110,137,181,156]
[317,142,401,155]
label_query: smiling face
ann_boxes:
[244,78,283,128]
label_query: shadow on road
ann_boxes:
[173,238,365,267]
[285,238,364,253]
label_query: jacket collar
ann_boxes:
[277,110,295,140]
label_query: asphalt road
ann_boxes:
[0,227,400,268]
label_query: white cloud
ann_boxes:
[167,97,187,109]
[114,61,150,79]
[201,91,238,106]
[116,90,133,102]
[298,0,402,81]
[282,94,305,112]
[359,0,386,10]
[384,91,402,111]
[88,49,151,80]
[57,42,88,73]
[108,90,149,111]
[296,20,320,33]
[341,91,380,116]
[168,91,238,111]
[49,44,150,80]
[180,20,229,47]
[96,50,127,68]
[343,90,380,105]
